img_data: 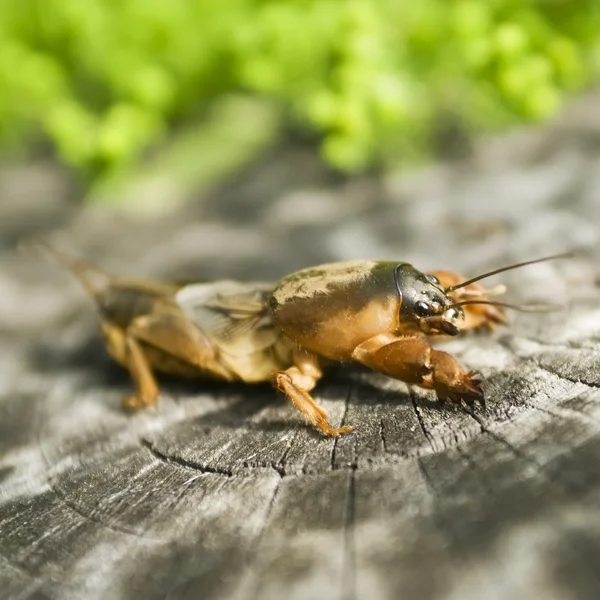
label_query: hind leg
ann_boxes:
[102,311,235,410]
[127,312,234,380]
[101,323,159,409]
[122,337,160,409]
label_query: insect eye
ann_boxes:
[426,274,440,285]
[415,301,432,317]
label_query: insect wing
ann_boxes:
[175,281,278,356]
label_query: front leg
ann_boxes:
[352,333,482,405]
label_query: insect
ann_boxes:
[28,243,568,437]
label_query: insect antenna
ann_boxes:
[450,299,562,313]
[18,239,112,297]
[446,252,574,292]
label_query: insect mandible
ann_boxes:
[28,243,568,437]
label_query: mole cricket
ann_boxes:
[29,244,568,436]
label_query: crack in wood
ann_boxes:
[415,457,462,567]
[379,418,387,454]
[331,388,353,471]
[341,466,357,600]
[533,360,600,390]
[447,410,600,584]
[410,393,436,453]
[458,397,600,519]
[33,400,168,542]
[533,403,600,424]
[245,478,284,600]
[448,428,498,499]
[140,437,234,477]
[417,426,600,591]
[271,431,298,477]
[464,409,542,467]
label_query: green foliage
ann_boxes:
[1,0,599,178]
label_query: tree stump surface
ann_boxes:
[2,93,600,600]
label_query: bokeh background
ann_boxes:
[1,0,599,212]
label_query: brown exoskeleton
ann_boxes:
[29,244,567,437]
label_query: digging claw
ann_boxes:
[461,393,485,410]
[459,371,485,409]
[436,371,485,410]
[459,373,485,410]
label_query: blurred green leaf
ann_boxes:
[0,0,598,194]
[87,95,280,214]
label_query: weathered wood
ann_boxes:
[2,92,600,600]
